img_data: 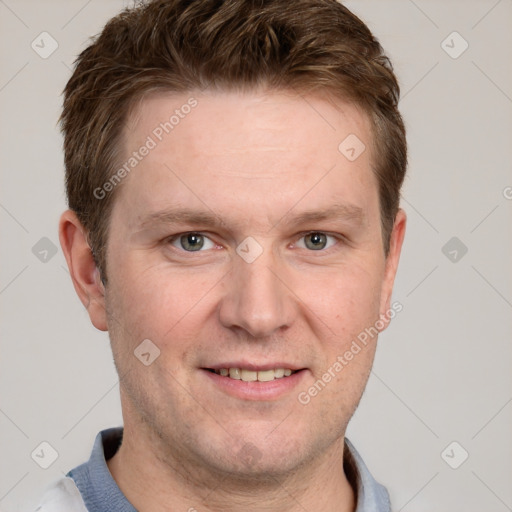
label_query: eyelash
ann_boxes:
[166,231,343,253]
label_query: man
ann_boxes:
[38,0,407,510]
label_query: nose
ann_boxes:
[218,248,295,338]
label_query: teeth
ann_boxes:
[257,370,275,382]
[241,369,258,382]
[215,368,296,381]
[229,368,241,380]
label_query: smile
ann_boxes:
[202,363,307,400]
[209,368,297,382]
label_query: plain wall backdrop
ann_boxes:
[1,1,511,511]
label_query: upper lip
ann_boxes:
[204,362,304,371]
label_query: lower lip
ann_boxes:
[201,369,307,401]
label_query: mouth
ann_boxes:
[201,364,307,400]
[204,367,299,382]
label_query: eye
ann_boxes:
[170,232,216,252]
[296,232,338,251]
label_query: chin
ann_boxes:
[219,453,304,482]
[201,432,314,480]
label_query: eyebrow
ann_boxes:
[278,203,365,229]
[136,203,365,232]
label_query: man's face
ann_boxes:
[102,90,403,476]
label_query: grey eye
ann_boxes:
[304,232,328,250]
[295,232,337,251]
[171,233,214,252]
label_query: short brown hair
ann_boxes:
[61,0,407,281]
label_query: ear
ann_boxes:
[59,210,108,331]
[378,209,406,329]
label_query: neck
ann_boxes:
[108,415,355,512]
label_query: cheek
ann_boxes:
[106,260,220,352]
[295,269,382,425]
[301,263,384,341]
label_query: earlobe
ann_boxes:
[59,210,108,331]
[379,209,406,329]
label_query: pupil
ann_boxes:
[306,232,326,250]
[182,233,204,251]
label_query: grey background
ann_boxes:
[1,1,511,510]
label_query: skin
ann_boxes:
[60,89,406,512]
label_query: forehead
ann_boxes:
[115,89,378,230]
[126,88,372,159]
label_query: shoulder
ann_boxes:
[34,477,88,512]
